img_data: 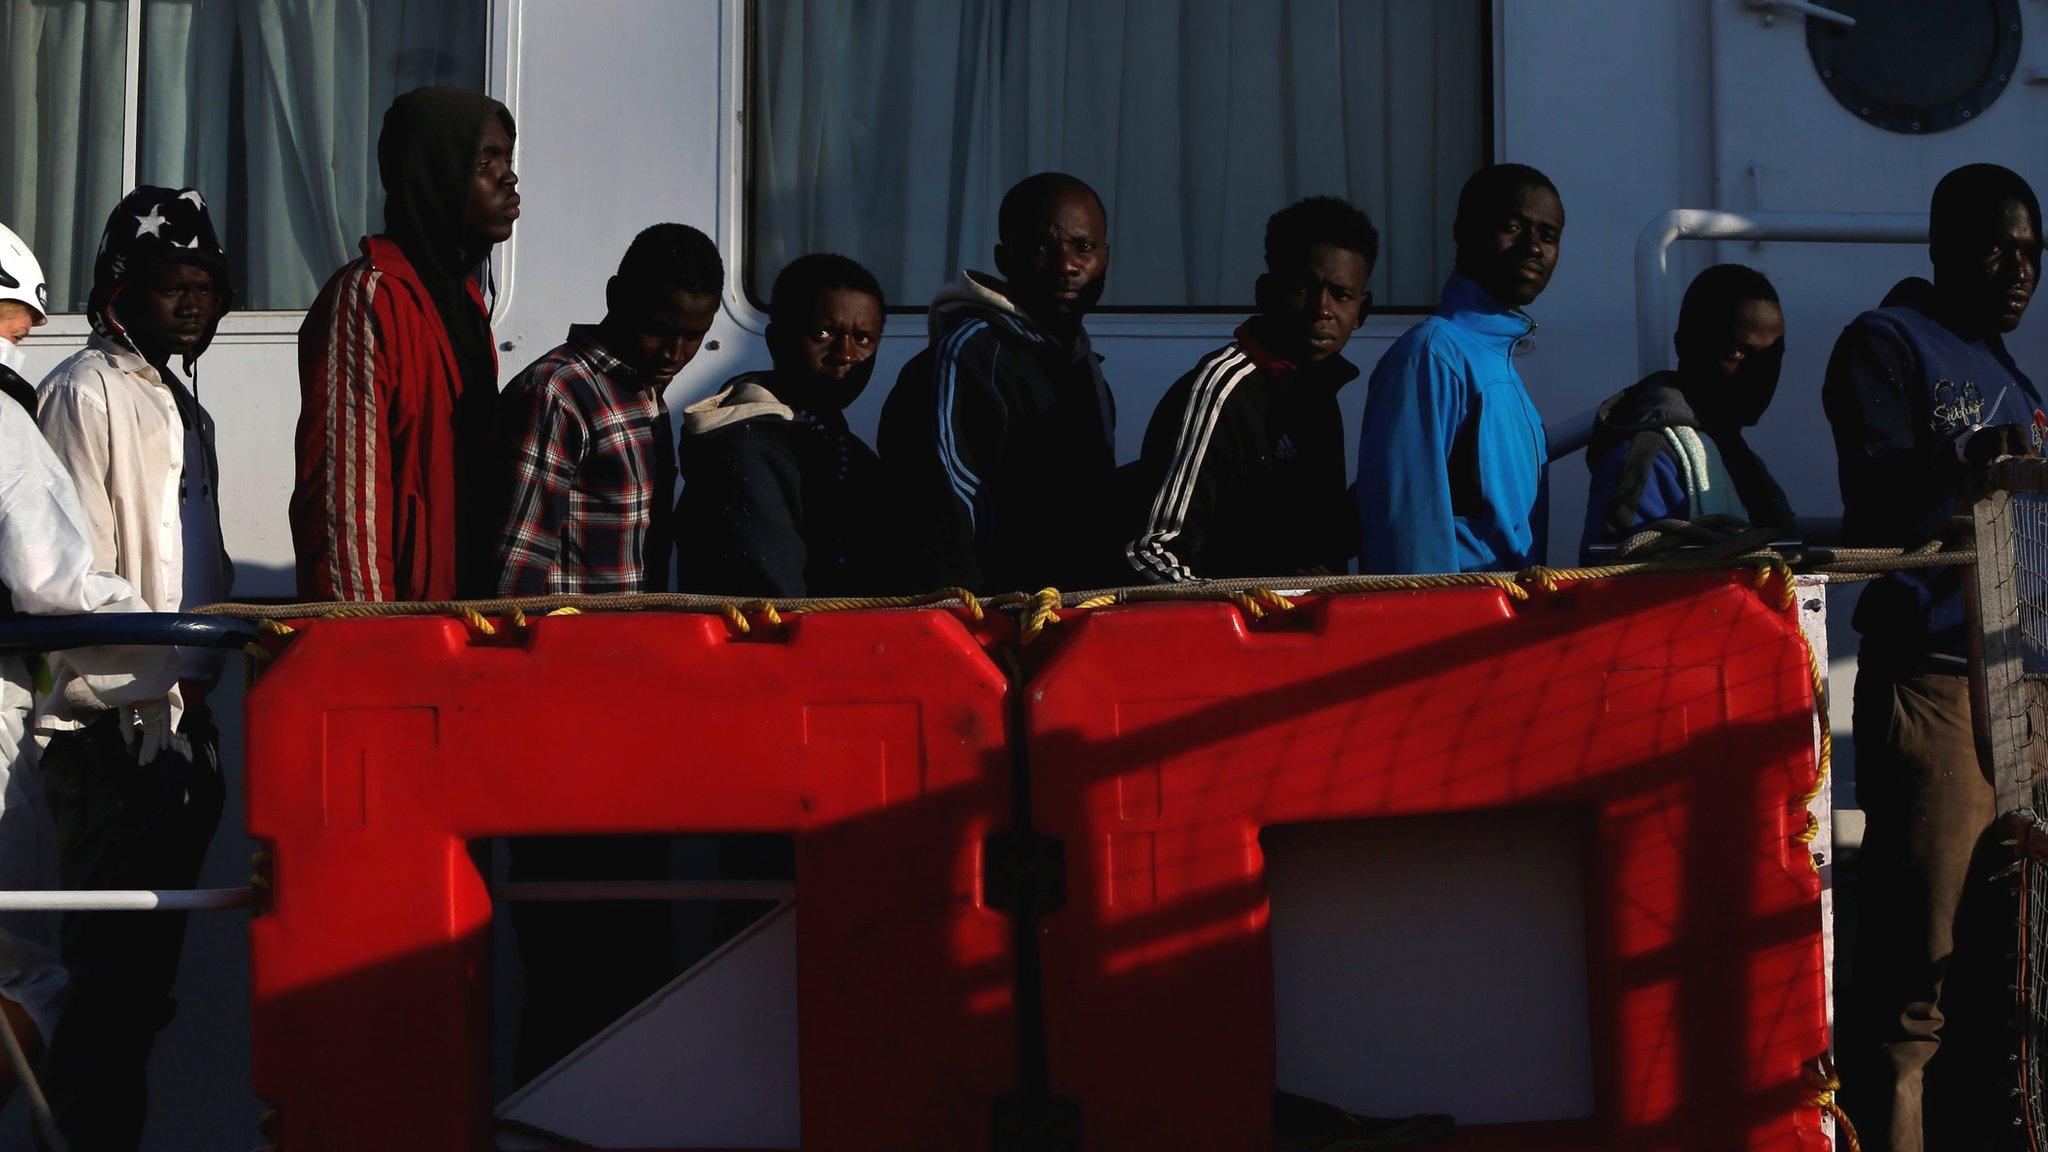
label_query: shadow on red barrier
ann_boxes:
[1026,573,1828,1152]
[242,573,1828,1151]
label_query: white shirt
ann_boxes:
[34,336,226,728]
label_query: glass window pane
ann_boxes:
[0,0,131,315]
[138,0,488,312]
[747,0,1489,312]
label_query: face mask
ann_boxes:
[1691,341,1783,429]
[1722,342,1784,428]
[0,337,24,376]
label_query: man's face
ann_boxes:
[995,190,1110,329]
[613,285,720,384]
[1683,298,1786,428]
[0,305,32,344]
[1259,243,1371,364]
[1693,298,1787,381]
[775,287,884,403]
[121,261,222,364]
[1460,183,1565,308]
[1938,197,2041,335]
[463,115,519,250]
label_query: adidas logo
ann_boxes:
[1275,433,1298,460]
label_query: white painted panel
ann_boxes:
[1263,810,1595,1125]
[495,902,800,1149]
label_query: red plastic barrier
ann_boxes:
[246,610,1013,1150]
[1028,573,1828,1151]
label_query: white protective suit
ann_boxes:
[0,396,179,1043]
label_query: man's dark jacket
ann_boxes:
[675,372,892,598]
[1125,322,1358,581]
[1581,371,1795,558]
[877,271,1118,594]
[1822,275,2041,665]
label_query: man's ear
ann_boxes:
[1355,289,1372,330]
[1253,271,1274,314]
[993,242,1011,281]
[604,275,622,318]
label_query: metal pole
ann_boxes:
[0,881,799,912]
[1634,209,1925,379]
[0,888,252,912]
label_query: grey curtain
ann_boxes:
[750,0,1489,310]
[0,0,485,314]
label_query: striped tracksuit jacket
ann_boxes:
[878,273,1120,594]
[290,236,497,602]
[1126,325,1359,582]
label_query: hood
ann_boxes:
[1878,275,1940,316]
[378,86,515,285]
[87,186,233,368]
[682,372,797,436]
[1587,372,1700,469]
[928,270,1048,346]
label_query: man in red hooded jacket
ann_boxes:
[292,86,520,601]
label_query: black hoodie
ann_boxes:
[377,86,515,596]
[675,370,893,597]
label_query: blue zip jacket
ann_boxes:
[1357,272,1548,574]
[1822,276,2041,666]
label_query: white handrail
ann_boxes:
[1634,208,1926,378]
[1548,209,1928,464]
[0,888,252,912]
[0,880,798,912]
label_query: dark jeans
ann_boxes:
[1843,663,2015,1152]
[37,704,224,1152]
[508,835,675,1084]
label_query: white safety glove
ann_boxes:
[123,699,191,767]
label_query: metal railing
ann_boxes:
[1548,208,1928,467]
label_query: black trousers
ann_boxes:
[37,704,224,1152]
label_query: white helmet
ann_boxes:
[0,221,50,326]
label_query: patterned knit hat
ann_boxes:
[87,185,233,354]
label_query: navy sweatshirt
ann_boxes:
[878,272,1119,594]
[1822,276,2041,666]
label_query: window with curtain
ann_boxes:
[748,0,1490,312]
[0,0,486,315]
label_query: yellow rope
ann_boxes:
[1019,588,1064,644]
[1802,1062,1860,1152]
[454,604,496,636]
[199,556,1808,658]
[1246,588,1296,614]
[1791,617,1857,1152]
[1794,631,1832,866]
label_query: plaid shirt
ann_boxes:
[494,326,675,594]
